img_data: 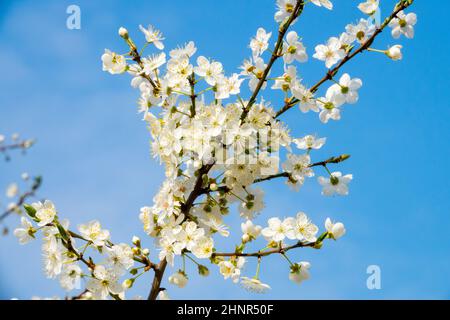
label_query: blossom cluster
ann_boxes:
[14,0,416,299]
[14,200,156,299]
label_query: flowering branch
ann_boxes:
[276,0,415,118]
[0,141,33,154]
[12,0,417,299]
[0,176,42,223]
[241,0,305,122]
[212,239,317,258]
[0,135,35,161]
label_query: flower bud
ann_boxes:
[132,236,141,247]
[242,233,250,243]
[142,248,150,256]
[210,183,218,191]
[198,265,210,277]
[118,27,129,39]
[386,45,403,61]
[325,218,346,240]
[123,278,135,289]
[129,268,138,275]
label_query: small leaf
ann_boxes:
[23,204,36,218]
[57,224,69,241]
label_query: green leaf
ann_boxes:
[32,176,42,191]
[57,224,69,241]
[23,204,36,218]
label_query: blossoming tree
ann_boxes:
[14,0,416,299]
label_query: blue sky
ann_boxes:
[0,0,449,300]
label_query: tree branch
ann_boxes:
[275,0,415,118]
[188,73,197,117]
[240,0,305,122]
[147,259,167,300]
[213,239,317,258]
[146,162,215,300]
[0,176,41,223]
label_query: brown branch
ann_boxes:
[309,154,351,168]
[0,176,41,223]
[122,34,159,89]
[188,73,197,117]
[240,0,305,122]
[67,289,89,300]
[197,154,350,197]
[275,0,415,118]
[213,240,317,258]
[146,162,215,300]
[253,172,290,183]
[0,141,32,154]
[147,259,167,300]
[0,191,35,223]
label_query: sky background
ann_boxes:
[0,0,449,300]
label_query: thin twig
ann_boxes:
[213,240,316,258]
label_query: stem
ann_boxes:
[367,48,387,54]
[281,252,294,266]
[255,257,262,279]
[213,240,316,258]
[0,141,34,154]
[189,73,197,117]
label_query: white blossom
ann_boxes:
[59,264,82,291]
[389,11,417,39]
[358,0,379,15]
[346,19,375,44]
[13,217,35,245]
[386,45,403,61]
[191,236,214,259]
[250,28,272,58]
[219,258,245,283]
[241,220,262,243]
[101,49,127,74]
[78,220,110,247]
[275,0,297,24]
[311,0,333,10]
[325,218,346,239]
[293,135,326,150]
[33,200,57,227]
[262,217,293,242]
[86,265,123,299]
[194,56,223,86]
[289,261,311,284]
[283,31,307,64]
[327,73,363,105]
[285,212,318,242]
[241,277,271,293]
[139,24,164,49]
[313,37,345,68]
[168,271,188,288]
[106,243,134,273]
[318,171,353,196]
[318,90,344,123]
[6,183,18,198]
